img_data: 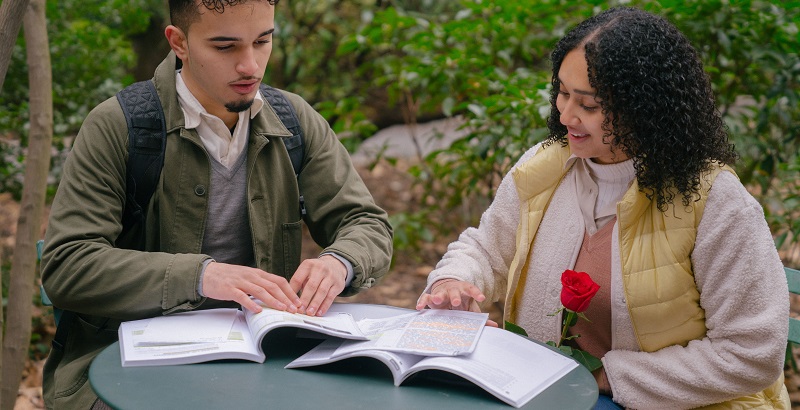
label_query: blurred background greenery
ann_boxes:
[1,0,797,259]
[0,0,799,374]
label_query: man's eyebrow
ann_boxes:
[208,29,275,42]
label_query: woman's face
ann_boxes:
[555,48,628,164]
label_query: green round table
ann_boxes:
[90,304,598,409]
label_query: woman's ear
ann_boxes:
[165,25,189,60]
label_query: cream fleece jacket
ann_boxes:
[426,144,789,409]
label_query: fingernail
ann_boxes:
[307,307,316,315]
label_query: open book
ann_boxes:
[118,304,489,367]
[118,306,367,367]
[285,326,579,408]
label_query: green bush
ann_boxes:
[0,0,157,200]
[345,0,800,257]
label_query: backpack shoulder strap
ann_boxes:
[52,81,166,351]
[116,80,167,235]
[259,84,307,215]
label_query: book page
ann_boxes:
[347,309,488,356]
[406,326,578,408]
[285,338,425,385]
[244,304,368,341]
[131,308,240,346]
[119,312,263,367]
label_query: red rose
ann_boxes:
[560,269,600,313]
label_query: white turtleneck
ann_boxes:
[569,156,636,235]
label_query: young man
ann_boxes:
[40,1,393,408]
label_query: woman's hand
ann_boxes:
[416,279,497,327]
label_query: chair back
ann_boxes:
[787,267,800,344]
[786,267,800,370]
[37,239,62,325]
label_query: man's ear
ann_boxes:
[165,25,188,60]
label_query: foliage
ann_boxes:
[341,0,599,248]
[270,1,465,148]
[344,0,800,257]
[0,0,158,200]
[0,0,797,255]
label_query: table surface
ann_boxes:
[90,304,598,409]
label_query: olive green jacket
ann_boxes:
[41,53,393,409]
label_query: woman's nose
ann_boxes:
[560,100,579,127]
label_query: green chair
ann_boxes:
[37,239,62,325]
[786,266,800,369]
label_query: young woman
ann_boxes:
[416,7,789,409]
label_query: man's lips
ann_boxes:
[230,81,259,94]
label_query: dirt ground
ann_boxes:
[3,162,799,408]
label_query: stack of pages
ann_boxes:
[118,304,578,408]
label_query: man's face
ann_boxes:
[174,1,275,123]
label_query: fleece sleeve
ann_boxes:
[423,144,543,303]
[603,172,789,409]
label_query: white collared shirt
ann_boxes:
[175,71,264,169]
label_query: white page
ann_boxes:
[120,312,262,366]
[406,326,578,408]
[348,309,488,356]
[133,308,240,346]
[285,338,424,385]
[245,305,367,340]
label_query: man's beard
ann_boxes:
[225,99,255,113]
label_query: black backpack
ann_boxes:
[51,80,306,350]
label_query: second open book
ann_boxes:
[286,326,578,408]
[118,303,489,367]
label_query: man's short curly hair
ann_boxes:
[546,7,738,211]
[169,0,279,33]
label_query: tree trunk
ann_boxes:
[0,0,30,92]
[1,0,52,408]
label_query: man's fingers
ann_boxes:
[237,293,263,313]
[203,262,301,313]
[292,257,347,316]
[288,270,308,294]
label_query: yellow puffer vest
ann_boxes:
[506,143,788,409]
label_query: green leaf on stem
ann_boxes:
[569,349,603,372]
[504,321,529,337]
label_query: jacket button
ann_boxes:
[194,185,206,196]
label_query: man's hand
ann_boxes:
[416,279,498,327]
[202,262,301,313]
[289,255,347,317]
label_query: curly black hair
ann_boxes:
[169,0,279,32]
[546,7,738,211]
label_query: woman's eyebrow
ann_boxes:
[557,77,596,97]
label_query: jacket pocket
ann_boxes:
[282,220,302,277]
[44,314,119,409]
